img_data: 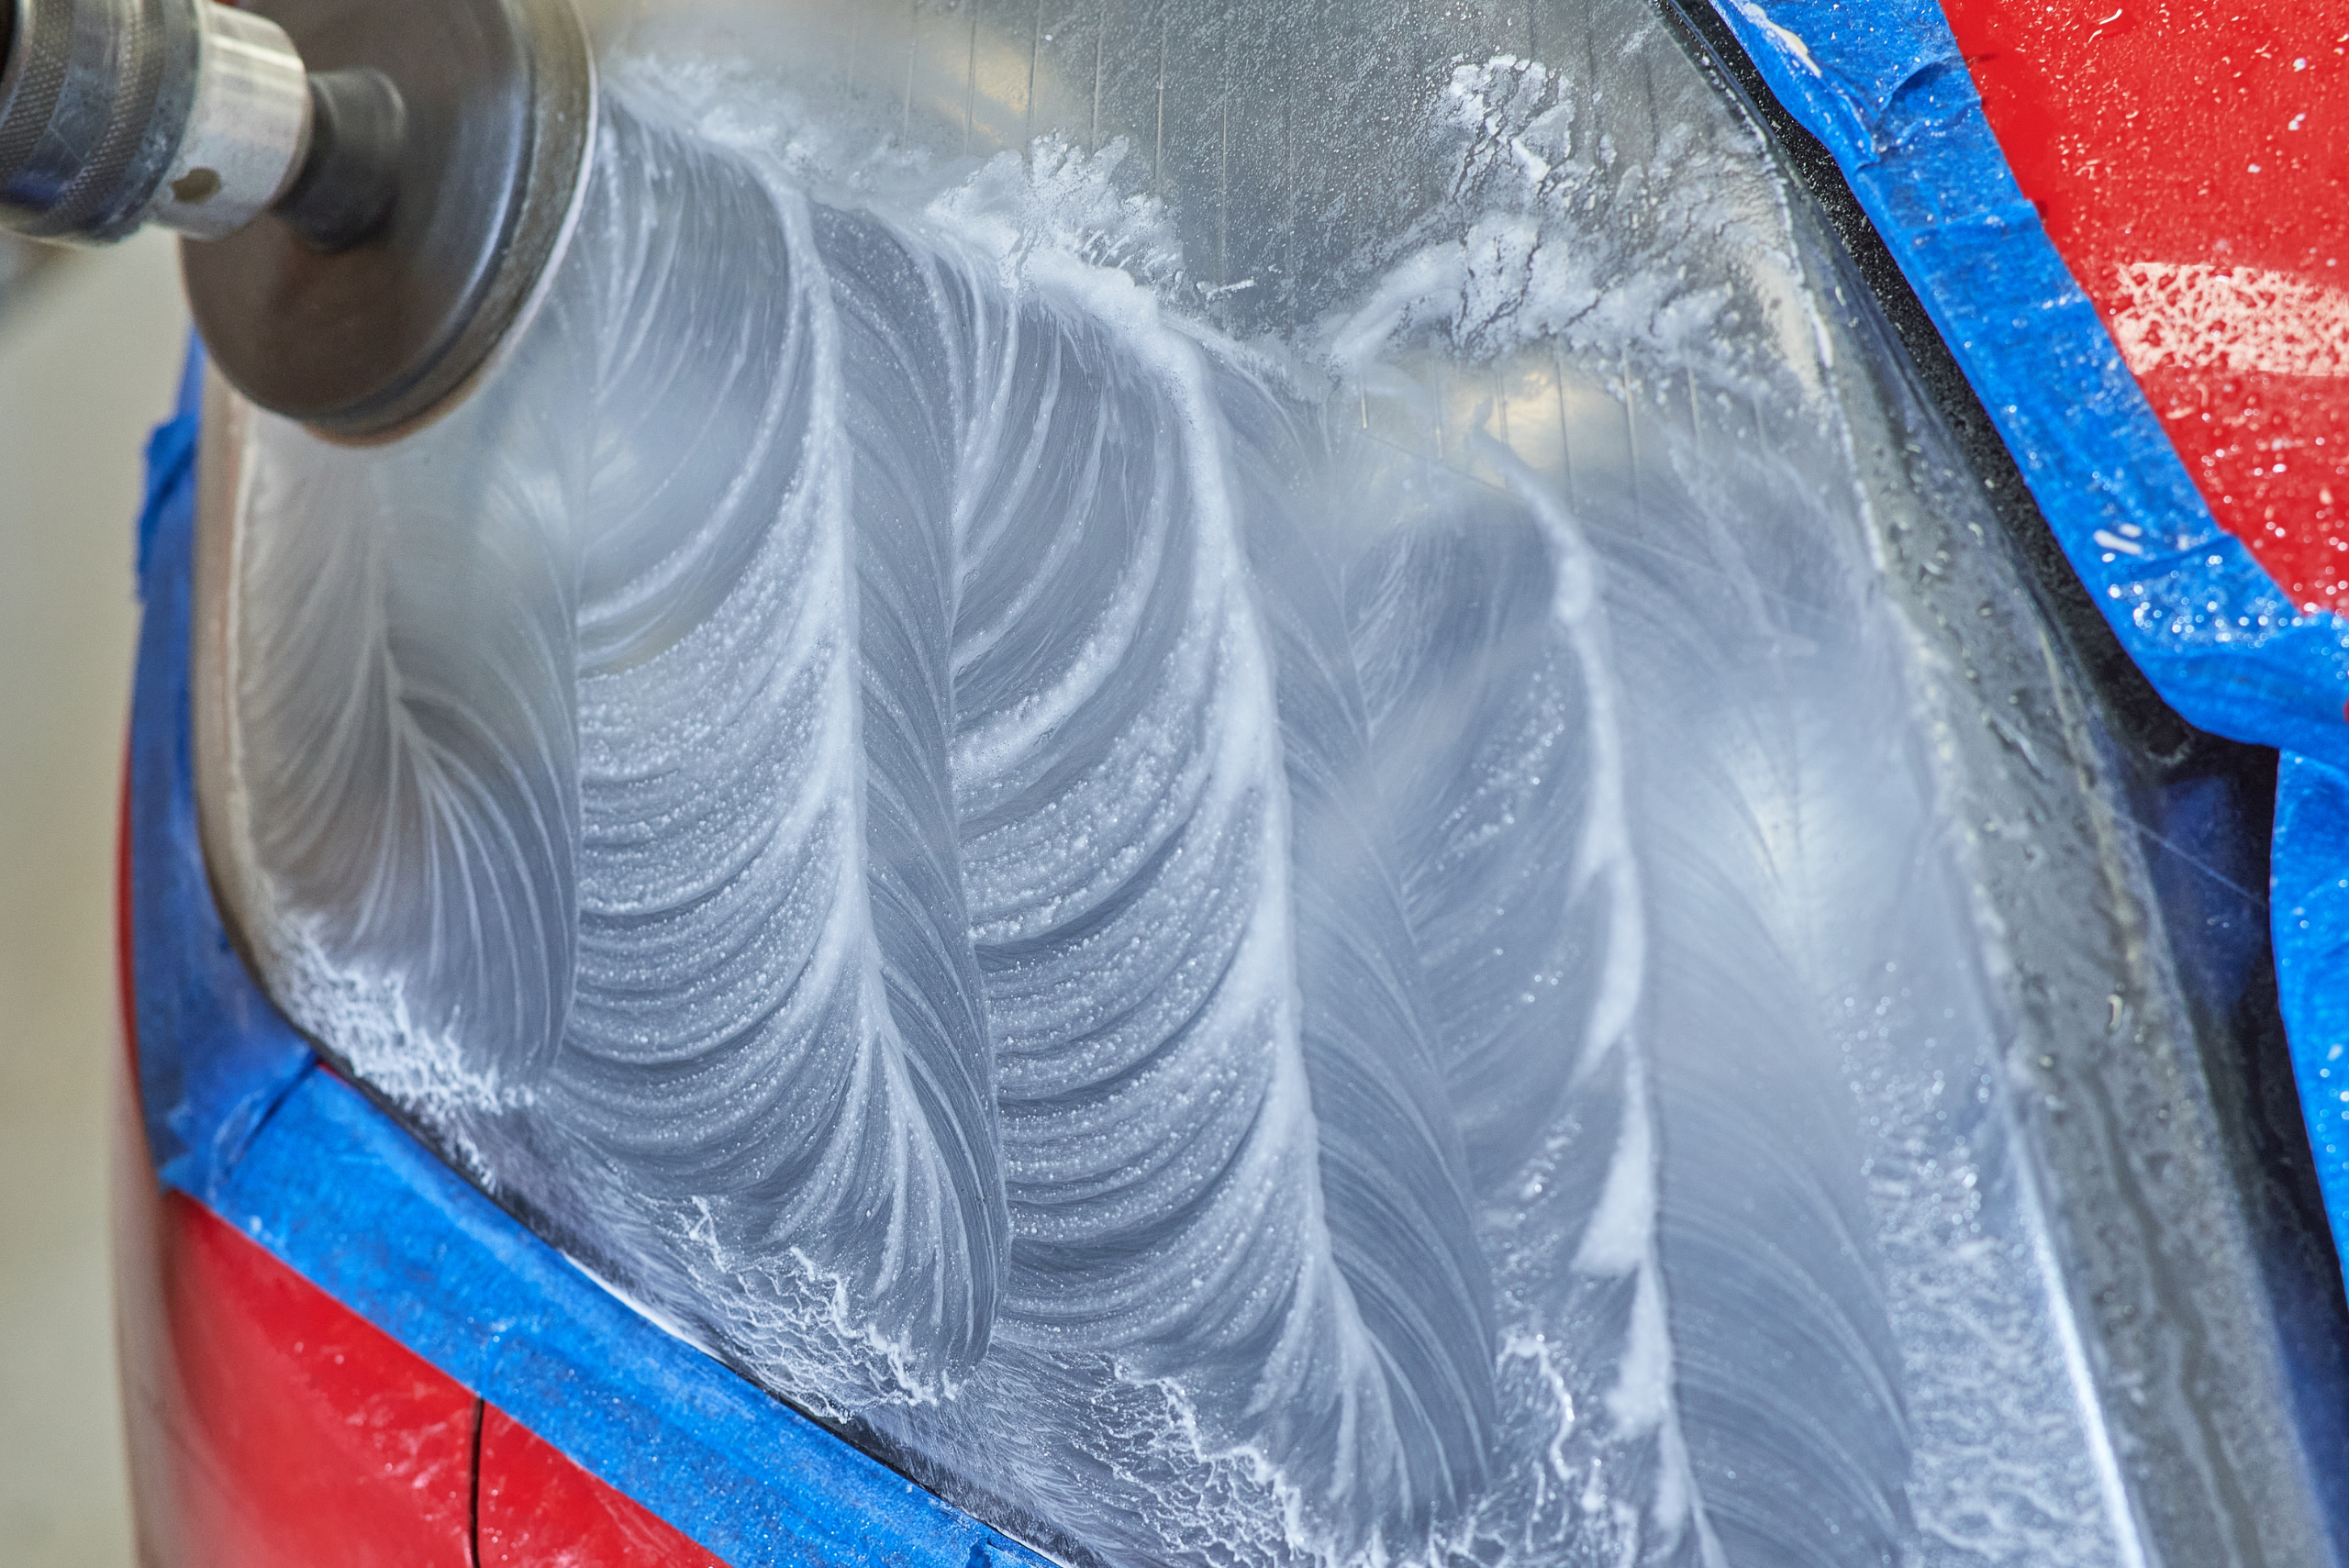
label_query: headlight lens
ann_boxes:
[191,5,2332,1563]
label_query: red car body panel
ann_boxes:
[1944,0,2349,610]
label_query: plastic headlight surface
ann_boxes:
[189,3,2345,1563]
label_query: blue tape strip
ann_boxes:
[130,349,1050,1568]
[129,361,315,1196]
[2276,754,2349,1252]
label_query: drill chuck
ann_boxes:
[0,0,327,243]
[0,0,592,437]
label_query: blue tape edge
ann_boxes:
[1714,0,2349,1285]
[130,350,1050,1568]
[2276,755,2349,1284]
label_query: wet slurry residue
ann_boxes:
[197,7,2327,1564]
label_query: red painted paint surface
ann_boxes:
[478,1405,729,1567]
[114,1168,481,1566]
[1943,0,2349,610]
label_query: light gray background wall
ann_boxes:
[0,229,188,1568]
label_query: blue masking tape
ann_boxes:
[2276,753,2349,1246]
[129,357,315,1196]
[128,347,1052,1568]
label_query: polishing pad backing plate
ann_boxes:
[182,0,592,439]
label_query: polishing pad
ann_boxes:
[182,0,592,439]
